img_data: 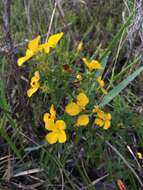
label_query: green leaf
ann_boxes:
[100,66,143,107]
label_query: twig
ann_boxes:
[127,145,142,169]
[81,174,109,190]
[46,1,57,41]
[2,0,37,142]
[105,140,143,187]
[0,23,72,54]
[11,182,36,190]
[24,0,32,33]
[59,168,64,190]
[56,0,75,41]
[13,168,44,177]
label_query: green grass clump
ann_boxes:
[0,1,143,189]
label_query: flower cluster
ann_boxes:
[17,32,64,66]
[17,32,112,145]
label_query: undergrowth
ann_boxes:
[0,0,143,190]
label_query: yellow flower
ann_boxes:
[117,122,125,128]
[45,119,67,144]
[39,32,64,54]
[17,32,64,66]
[97,76,108,95]
[27,71,40,97]
[43,104,56,123]
[77,41,83,52]
[17,36,41,66]
[43,105,67,144]
[46,32,64,49]
[76,114,89,126]
[65,93,89,127]
[92,105,100,113]
[95,110,111,129]
[137,152,143,160]
[76,74,82,80]
[65,92,89,116]
[82,58,102,71]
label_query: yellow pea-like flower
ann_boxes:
[17,32,64,66]
[27,71,40,97]
[27,83,40,97]
[17,36,40,66]
[77,41,83,52]
[82,58,102,71]
[46,32,64,49]
[65,92,90,127]
[92,105,100,113]
[43,105,67,144]
[39,32,64,53]
[137,152,143,159]
[49,104,56,120]
[97,76,108,95]
[95,110,111,129]
[76,74,82,81]
[65,92,89,116]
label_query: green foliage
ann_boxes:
[0,1,143,189]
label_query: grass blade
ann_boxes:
[100,66,143,106]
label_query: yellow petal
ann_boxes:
[92,106,100,113]
[40,43,50,54]
[47,32,64,48]
[97,110,105,120]
[17,57,27,66]
[27,83,40,97]
[34,71,40,81]
[44,119,55,131]
[105,113,111,120]
[28,35,40,52]
[55,120,66,130]
[50,104,56,120]
[137,152,143,159]
[90,60,102,70]
[58,131,67,143]
[76,74,82,80]
[31,77,39,87]
[43,113,50,123]
[77,41,83,52]
[30,71,40,87]
[95,118,104,127]
[46,132,58,144]
[104,120,111,129]
[76,114,89,126]
[97,77,105,87]
[65,102,81,116]
[17,50,34,66]
[76,92,89,108]
[82,58,90,68]
[17,55,31,66]
[82,58,102,71]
